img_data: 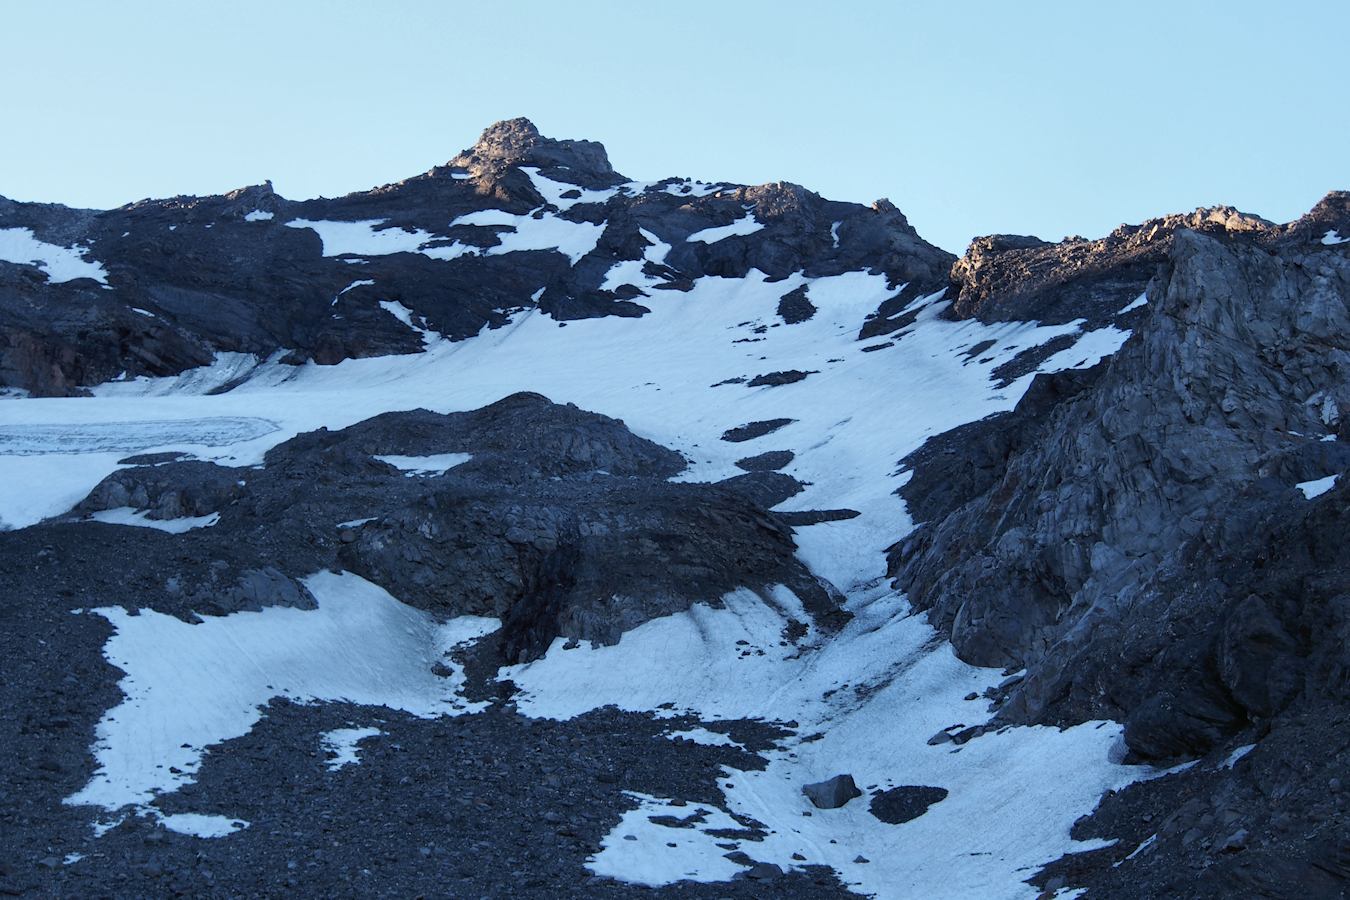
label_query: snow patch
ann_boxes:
[590,793,752,885]
[321,727,383,770]
[86,508,220,533]
[291,204,607,267]
[655,179,723,198]
[1037,325,1131,371]
[665,727,742,748]
[687,213,765,244]
[378,300,439,346]
[66,571,498,817]
[521,167,621,210]
[374,452,472,475]
[1116,293,1148,314]
[0,227,109,284]
[243,210,274,222]
[599,228,672,292]
[334,278,375,305]
[1322,229,1348,245]
[446,206,605,265]
[1219,743,1255,769]
[159,813,249,838]
[285,218,437,257]
[1296,474,1338,499]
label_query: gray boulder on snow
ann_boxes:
[802,774,862,809]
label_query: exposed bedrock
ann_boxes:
[946,196,1348,326]
[892,222,1350,759]
[890,212,1350,894]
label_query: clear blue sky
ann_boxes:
[2,1,1345,252]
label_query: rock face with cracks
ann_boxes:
[891,197,1350,895]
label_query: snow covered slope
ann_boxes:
[3,252,1144,898]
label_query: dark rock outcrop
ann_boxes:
[868,786,948,824]
[802,774,861,810]
[894,224,1350,727]
[948,206,1275,327]
[48,393,842,664]
[721,419,796,443]
[891,201,1350,897]
[734,450,795,472]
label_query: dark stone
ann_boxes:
[802,775,861,809]
[776,286,816,325]
[745,862,783,881]
[720,419,795,443]
[734,450,794,472]
[775,510,861,527]
[868,786,949,824]
[747,370,816,388]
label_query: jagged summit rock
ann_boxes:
[948,204,1283,325]
[1288,189,1350,242]
[222,181,281,217]
[447,116,623,187]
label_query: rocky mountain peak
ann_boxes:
[222,180,281,215]
[733,181,819,219]
[949,202,1295,325]
[223,180,276,203]
[448,117,623,187]
[463,117,545,161]
[1287,189,1350,242]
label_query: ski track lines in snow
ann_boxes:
[7,266,1151,896]
[66,573,496,827]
